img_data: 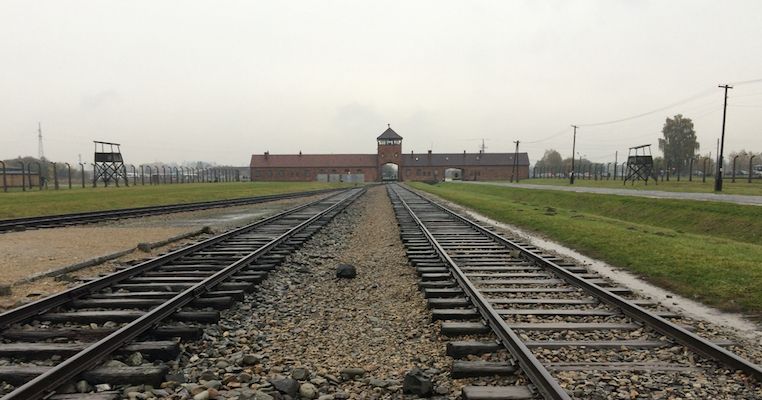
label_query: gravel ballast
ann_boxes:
[171,186,457,399]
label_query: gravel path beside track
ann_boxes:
[0,196,316,311]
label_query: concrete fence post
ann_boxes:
[65,162,72,189]
[52,162,59,189]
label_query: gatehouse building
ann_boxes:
[249,126,529,182]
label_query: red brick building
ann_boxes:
[249,126,529,182]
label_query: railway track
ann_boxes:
[388,184,762,399]
[0,187,343,233]
[0,187,364,400]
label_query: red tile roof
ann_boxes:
[250,154,377,168]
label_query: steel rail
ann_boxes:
[400,184,762,382]
[0,188,343,232]
[0,189,348,329]
[2,187,364,400]
[389,185,571,400]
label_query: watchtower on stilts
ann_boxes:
[624,144,657,185]
[93,141,128,187]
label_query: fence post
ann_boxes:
[65,163,72,189]
[702,159,708,183]
[35,161,43,190]
[92,163,98,187]
[732,155,738,183]
[52,162,59,190]
[19,161,26,191]
[0,160,6,192]
[750,155,756,184]
[79,163,85,188]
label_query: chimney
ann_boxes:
[264,151,269,160]
[299,150,302,156]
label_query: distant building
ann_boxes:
[250,126,529,182]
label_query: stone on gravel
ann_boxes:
[403,368,433,396]
[199,370,219,381]
[205,380,222,389]
[125,352,143,366]
[339,367,365,380]
[193,390,211,400]
[368,378,387,388]
[270,377,299,397]
[254,391,274,400]
[335,263,357,279]
[75,380,92,393]
[0,284,11,296]
[291,367,309,380]
[241,354,262,366]
[104,360,128,368]
[299,382,318,399]
[94,383,112,392]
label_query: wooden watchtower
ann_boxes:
[624,144,657,185]
[93,141,128,187]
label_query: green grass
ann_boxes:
[410,182,762,315]
[0,182,351,219]
[518,178,762,196]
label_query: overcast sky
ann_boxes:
[1,0,761,166]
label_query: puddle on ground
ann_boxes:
[169,208,275,226]
[429,196,762,341]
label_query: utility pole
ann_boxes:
[715,84,733,191]
[512,140,520,182]
[570,125,577,184]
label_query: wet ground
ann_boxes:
[464,181,762,206]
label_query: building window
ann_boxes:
[416,169,421,176]
[406,169,411,176]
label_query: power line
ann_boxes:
[576,88,716,127]
[522,127,569,144]
[729,77,762,86]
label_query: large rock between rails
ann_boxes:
[335,264,357,279]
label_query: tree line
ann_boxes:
[534,114,761,177]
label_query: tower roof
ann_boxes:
[377,125,403,140]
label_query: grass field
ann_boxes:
[0,182,351,219]
[410,182,762,316]
[519,178,762,196]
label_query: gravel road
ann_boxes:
[0,196,316,311]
